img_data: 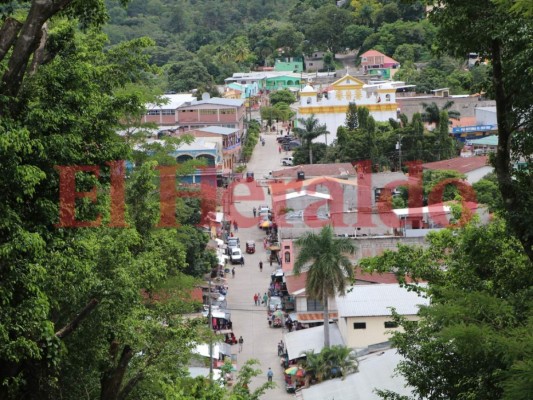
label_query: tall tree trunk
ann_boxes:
[0,0,73,100]
[0,17,23,62]
[491,39,533,262]
[100,345,134,400]
[308,140,313,164]
[323,295,330,348]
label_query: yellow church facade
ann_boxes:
[296,74,400,143]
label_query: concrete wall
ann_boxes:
[397,97,496,121]
[339,315,420,348]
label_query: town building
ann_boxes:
[335,283,429,348]
[359,49,401,79]
[175,97,246,133]
[295,74,403,143]
[142,93,196,125]
[422,155,492,184]
[173,126,241,172]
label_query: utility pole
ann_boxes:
[396,135,402,171]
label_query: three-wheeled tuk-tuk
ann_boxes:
[246,240,255,254]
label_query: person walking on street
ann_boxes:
[262,293,268,306]
[238,336,244,352]
[240,256,244,267]
[231,267,235,278]
[233,221,238,232]
[254,293,259,306]
[253,207,257,217]
[278,145,281,153]
[259,261,263,272]
[267,368,273,382]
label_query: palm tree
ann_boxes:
[292,115,329,164]
[294,225,356,347]
[322,345,358,379]
[420,101,461,127]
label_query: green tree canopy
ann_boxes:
[294,225,356,347]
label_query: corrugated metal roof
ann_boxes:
[190,97,244,107]
[283,323,344,361]
[422,156,489,174]
[468,135,498,146]
[300,349,412,400]
[196,126,239,135]
[146,93,196,110]
[336,284,429,317]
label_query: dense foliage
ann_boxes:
[361,220,533,400]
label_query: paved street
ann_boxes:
[226,128,294,399]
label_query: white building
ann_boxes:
[336,283,429,348]
[296,74,401,143]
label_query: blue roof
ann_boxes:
[468,135,498,146]
[197,126,238,136]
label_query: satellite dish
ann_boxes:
[201,92,210,100]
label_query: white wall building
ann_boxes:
[336,283,429,348]
[296,74,401,143]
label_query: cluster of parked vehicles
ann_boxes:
[277,135,301,151]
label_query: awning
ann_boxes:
[296,312,338,323]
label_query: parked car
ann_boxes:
[226,237,240,251]
[281,156,294,166]
[258,205,270,215]
[277,135,294,143]
[283,140,301,151]
[268,296,282,312]
[230,248,244,264]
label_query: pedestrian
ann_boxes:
[262,293,268,305]
[263,237,267,249]
[238,336,244,352]
[269,258,273,267]
[259,261,263,272]
[240,256,244,267]
[233,221,238,232]
[232,267,235,278]
[253,207,257,217]
[254,293,259,305]
[267,368,273,382]
[278,145,281,153]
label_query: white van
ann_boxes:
[281,156,294,166]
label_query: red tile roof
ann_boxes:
[285,268,416,296]
[422,156,489,174]
[285,273,308,296]
[354,267,418,284]
[449,116,477,128]
[360,50,398,65]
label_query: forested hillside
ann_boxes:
[102,0,489,96]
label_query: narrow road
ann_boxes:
[226,128,294,399]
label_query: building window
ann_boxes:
[161,109,174,115]
[220,108,236,115]
[306,299,323,312]
[353,322,366,330]
[384,321,398,328]
[306,98,311,104]
[284,251,290,263]
[385,94,391,102]
[200,109,217,115]
[147,110,160,116]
